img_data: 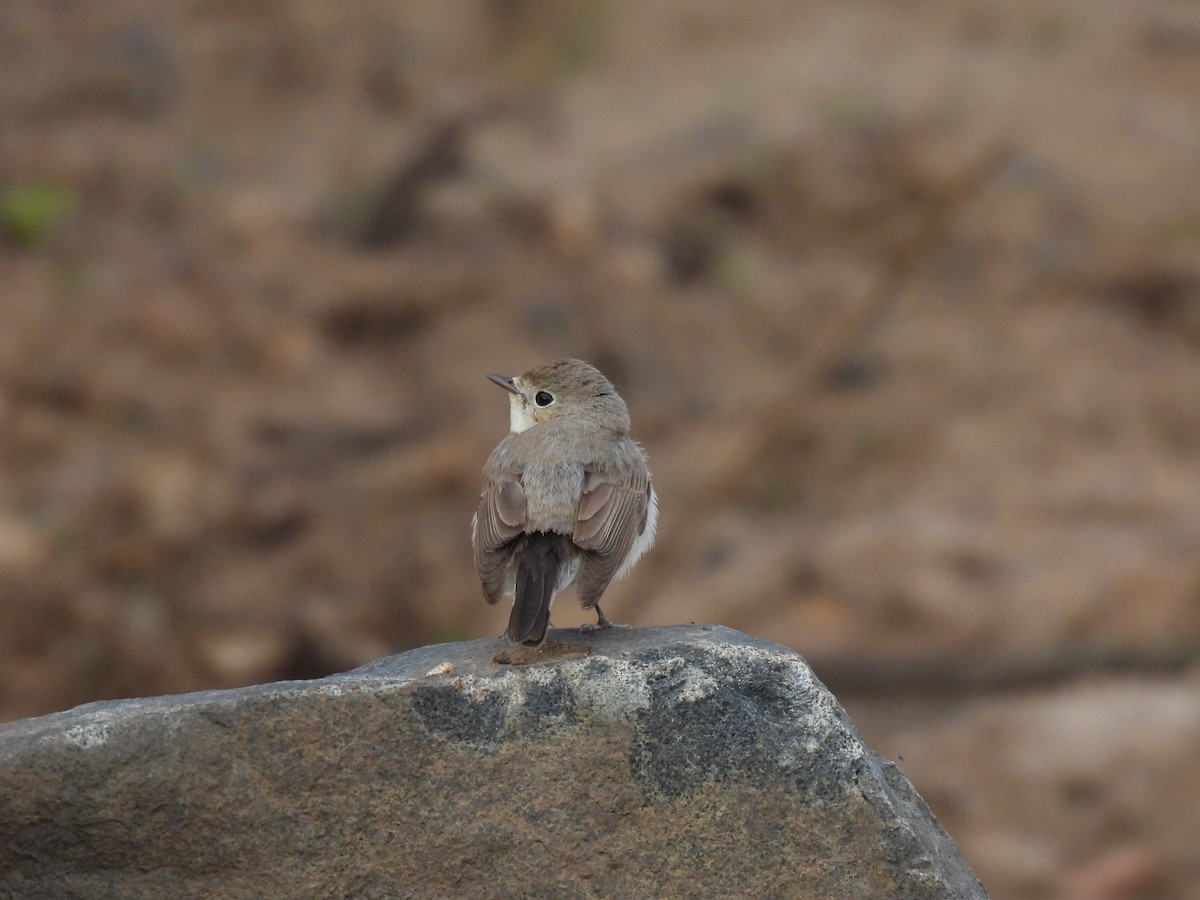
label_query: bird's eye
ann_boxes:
[534,391,554,407]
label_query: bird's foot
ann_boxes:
[579,606,631,635]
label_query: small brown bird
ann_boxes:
[472,358,657,645]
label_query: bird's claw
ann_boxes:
[579,611,631,635]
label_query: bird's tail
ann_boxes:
[508,533,564,646]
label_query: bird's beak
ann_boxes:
[487,373,520,395]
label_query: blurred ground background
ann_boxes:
[2,1,1200,897]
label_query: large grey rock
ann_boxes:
[0,625,986,898]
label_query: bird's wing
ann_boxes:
[572,466,651,608]
[473,477,527,604]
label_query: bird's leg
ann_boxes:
[579,603,630,635]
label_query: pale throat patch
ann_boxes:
[509,392,536,433]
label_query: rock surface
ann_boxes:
[0,625,986,899]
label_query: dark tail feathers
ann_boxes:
[508,533,565,645]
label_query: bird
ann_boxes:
[472,358,657,646]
